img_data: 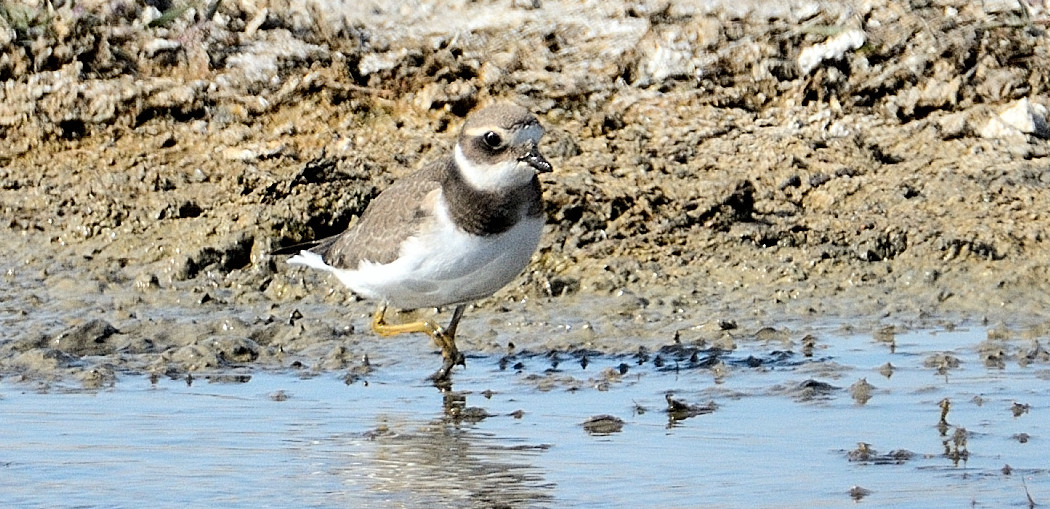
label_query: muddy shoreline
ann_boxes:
[4,0,1050,386]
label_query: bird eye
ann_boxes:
[482,131,502,148]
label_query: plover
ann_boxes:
[285,103,551,382]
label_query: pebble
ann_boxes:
[981,98,1050,140]
[797,29,866,75]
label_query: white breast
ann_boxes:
[309,194,544,310]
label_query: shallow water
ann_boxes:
[2,327,1048,508]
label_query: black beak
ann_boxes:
[520,146,552,173]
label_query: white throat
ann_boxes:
[454,145,536,192]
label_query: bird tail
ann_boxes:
[286,250,330,270]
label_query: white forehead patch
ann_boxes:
[514,123,544,145]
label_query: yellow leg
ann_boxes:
[371,305,444,338]
[370,304,468,382]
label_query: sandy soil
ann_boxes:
[4,0,1050,385]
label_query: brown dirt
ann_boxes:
[4,0,1050,385]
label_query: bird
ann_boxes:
[283,103,552,383]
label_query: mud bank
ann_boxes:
[3,0,1050,384]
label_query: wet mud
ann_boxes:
[3,327,1049,506]
[3,0,1050,386]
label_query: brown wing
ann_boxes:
[311,160,447,269]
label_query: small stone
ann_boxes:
[144,38,181,57]
[981,98,1050,140]
[999,98,1049,138]
[849,378,875,405]
[797,29,866,75]
[878,362,894,378]
[582,414,625,435]
[849,485,872,501]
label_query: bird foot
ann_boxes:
[429,342,466,386]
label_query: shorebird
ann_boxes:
[285,103,551,382]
